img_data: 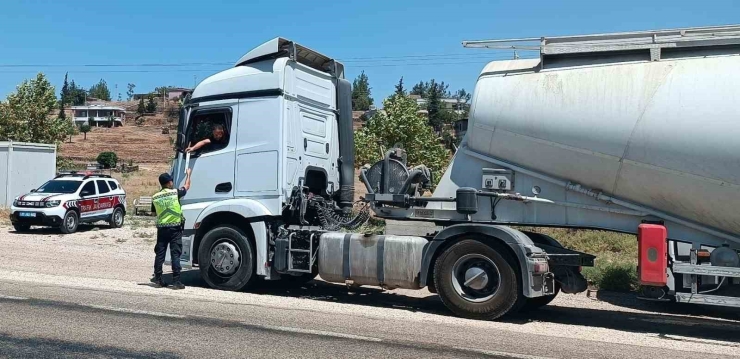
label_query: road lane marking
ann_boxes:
[453,347,556,359]
[88,304,186,318]
[0,294,28,300]
[258,324,384,342]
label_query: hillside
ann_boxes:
[59,123,173,164]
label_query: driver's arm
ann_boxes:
[186,138,211,152]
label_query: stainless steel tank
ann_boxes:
[318,233,428,289]
[466,55,740,235]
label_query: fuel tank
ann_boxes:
[318,233,427,289]
[466,53,740,236]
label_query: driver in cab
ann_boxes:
[185,124,227,153]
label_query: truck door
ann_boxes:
[234,97,281,198]
[182,104,237,203]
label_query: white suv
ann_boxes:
[9,173,127,234]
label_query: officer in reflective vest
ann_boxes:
[150,168,191,289]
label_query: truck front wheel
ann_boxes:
[198,225,256,291]
[433,239,522,320]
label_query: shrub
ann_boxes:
[96,151,118,169]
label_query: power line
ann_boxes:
[0,51,528,68]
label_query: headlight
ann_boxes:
[12,199,19,207]
[45,200,61,208]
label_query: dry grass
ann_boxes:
[111,163,171,212]
[59,124,174,164]
[0,208,10,226]
[523,227,638,291]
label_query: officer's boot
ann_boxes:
[171,276,185,290]
[150,274,167,288]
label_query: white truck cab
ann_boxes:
[171,38,356,280]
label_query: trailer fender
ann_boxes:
[189,199,274,277]
[420,224,548,298]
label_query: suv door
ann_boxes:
[77,180,98,220]
[96,180,115,216]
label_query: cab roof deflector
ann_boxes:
[235,37,345,78]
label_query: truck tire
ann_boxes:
[198,225,256,291]
[521,284,560,312]
[59,210,79,234]
[433,239,522,320]
[109,207,125,228]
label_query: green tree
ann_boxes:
[351,71,373,111]
[58,73,69,120]
[426,80,444,130]
[137,98,146,115]
[146,96,157,113]
[410,81,429,97]
[453,89,472,118]
[126,83,136,101]
[88,79,111,101]
[68,80,86,105]
[96,151,118,169]
[117,93,122,102]
[80,124,91,140]
[354,94,450,185]
[394,77,405,96]
[0,73,76,145]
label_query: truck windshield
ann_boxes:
[35,180,82,194]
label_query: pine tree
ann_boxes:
[126,83,136,101]
[426,80,444,130]
[351,71,373,111]
[394,77,405,96]
[146,96,157,113]
[137,98,146,115]
[58,73,69,120]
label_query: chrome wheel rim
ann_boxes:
[210,240,241,276]
[451,253,501,303]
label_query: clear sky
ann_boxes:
[0,0,738,105]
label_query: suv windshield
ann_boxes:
[35,180,82,194]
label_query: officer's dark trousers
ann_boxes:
[154,227,183,278]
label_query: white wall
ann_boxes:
[0,142,56,207]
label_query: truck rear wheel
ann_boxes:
[433,239,522,320]
[198,225,256,291]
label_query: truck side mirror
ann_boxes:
[30,189,36,193]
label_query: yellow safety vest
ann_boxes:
[152,188,183,228]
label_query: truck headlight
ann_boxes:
[45,200,61,208]
[12,199,19,207]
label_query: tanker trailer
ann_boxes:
[380,25,740,309]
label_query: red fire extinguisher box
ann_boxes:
[638,224,668,286]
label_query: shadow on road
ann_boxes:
[166,269,740,344]
[0,333,178,359]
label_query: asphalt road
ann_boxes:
[1,225,739,358]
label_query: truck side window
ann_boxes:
[186,109,232,154]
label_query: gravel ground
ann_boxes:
[1,221,739,357]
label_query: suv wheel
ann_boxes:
[109,207,125,228]
[60,211,79,234]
